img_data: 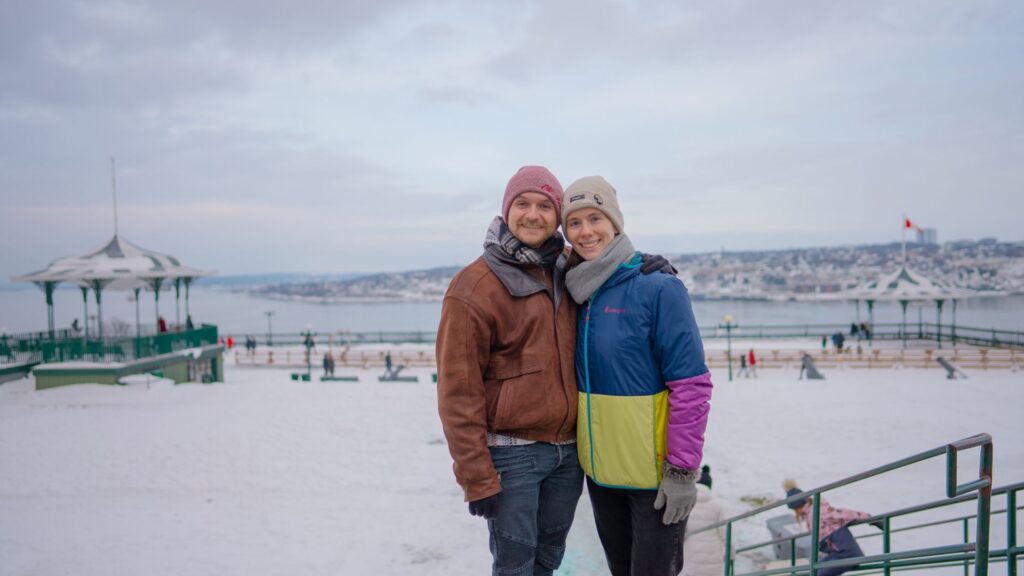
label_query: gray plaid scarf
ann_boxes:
[483,216,565,265]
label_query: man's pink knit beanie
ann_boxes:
[502,166,564,223]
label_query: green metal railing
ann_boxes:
[697,323,1024,349]
[6,322,1020,363]
[689,433,996,576]
[240,331,438,347]
[37,325,219,363]
[848,481,1023,575]
[214,323,1024,348]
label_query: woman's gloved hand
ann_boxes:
[654,462,698,525]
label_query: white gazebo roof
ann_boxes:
[13,234,214,290]
[847,266,980,303]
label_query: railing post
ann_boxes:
[724,522,732,576]
[883,517,891,576]
[810,494,821,576]
[1009,487,1018,576]
[975,440,994,576]
[963,517,970,576]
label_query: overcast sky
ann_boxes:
[2,0,1021,278]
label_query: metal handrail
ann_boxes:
[8,321,1021,350]
[732,484,1023,568]
[689,434,995,576]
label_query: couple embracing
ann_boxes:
[436,166,714,576]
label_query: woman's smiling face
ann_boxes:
[565,207,617,261]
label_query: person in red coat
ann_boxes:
[748,349,758,378]
[157,316,167,333]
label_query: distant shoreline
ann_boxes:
[244,289,1016,305]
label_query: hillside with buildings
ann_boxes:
[252,239,1024,303]
[675,238,1024,300]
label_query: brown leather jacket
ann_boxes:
[436,255,578,502]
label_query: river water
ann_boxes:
[2,286,1021,336]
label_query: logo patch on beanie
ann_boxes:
[569,194,585,203]
[594,194,604,205]
[540,184,553,193]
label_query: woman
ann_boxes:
[561,176,713,576]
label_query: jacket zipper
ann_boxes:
[583,291,599,482]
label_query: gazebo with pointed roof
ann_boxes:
[13,234,214,340]
[847,265,986,348]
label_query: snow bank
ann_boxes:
[0,363,1020,575]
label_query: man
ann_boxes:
[436,166,582,575]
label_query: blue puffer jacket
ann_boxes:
[576,255,713,489]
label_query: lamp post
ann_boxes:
[301,325,315,381]
[265,311,275,347]
[720,314,736,382]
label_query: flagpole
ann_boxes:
[111,156,119,236]
[901,213,906,268]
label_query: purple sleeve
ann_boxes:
[666,371,713,470]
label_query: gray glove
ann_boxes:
[653,462,698,525]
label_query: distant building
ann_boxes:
[916,228,938,245]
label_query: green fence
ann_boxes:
[7,322,1020,364]
[688,433,1001,576]
[236,323,1024,349]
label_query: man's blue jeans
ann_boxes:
[486,443,584,576]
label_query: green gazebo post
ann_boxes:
[900,299,908,348]
[184,277,193,321]
[174,277,181,326]
[149,277,165,329]
[80,285,89,341]
[90,279,106,341]
[134,287,142,338]
[36,280,58,340]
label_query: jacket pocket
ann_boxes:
[485,354,542,380]
[485,354,543,429]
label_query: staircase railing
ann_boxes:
[688,433,997,576]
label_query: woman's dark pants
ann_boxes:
[586,476,686,576]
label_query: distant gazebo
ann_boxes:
[847,266,983,348]
[13,234,214,339]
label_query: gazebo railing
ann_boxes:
[37,325,219,364]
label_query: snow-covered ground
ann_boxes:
[0,352,1021,576]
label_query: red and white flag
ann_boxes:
[904,216,922,231]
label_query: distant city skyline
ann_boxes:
[2,1,1022,278]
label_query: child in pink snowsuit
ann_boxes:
[784,479,881,576]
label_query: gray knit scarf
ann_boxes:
[565,233,636,304]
